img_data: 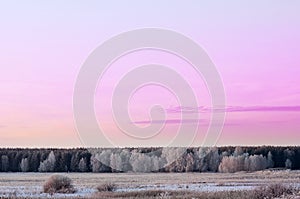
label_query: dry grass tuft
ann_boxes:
[96,183,116,192]
[43,175,75,194]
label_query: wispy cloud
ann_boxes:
[132,119,240,126]
[133,119,206,125]
[131,106,300,125]
[165,106,300,114]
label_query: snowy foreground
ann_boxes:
[0,183,261,198]
[0,170,299,198]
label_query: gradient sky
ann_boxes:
[0,1,300,147]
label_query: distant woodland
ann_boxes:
[0,146,299,173]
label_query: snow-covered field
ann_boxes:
[116,182,257,192]
[0,170,299,198]
[0,185,94,198]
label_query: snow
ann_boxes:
[0,186,95,198]
[1,178,299,198]
[115,182,257,192]
[0,183,259,198]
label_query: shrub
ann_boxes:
[43,175,75,194]
[96,183,116,192]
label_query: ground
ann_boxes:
[0,170,300,198]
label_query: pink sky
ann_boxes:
[0,1,300,147]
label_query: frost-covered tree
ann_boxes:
[130,152,152,172]
[233,146,243,157]
[151,155,164,172]
[91,150,112,172]
[284,149,294,158]
[99,150,112,168]
[20,158,29,172]
[1,155,9,172]
[284,149,294,169]
[219,153,268,173]
[207,147,221,172]
[185,153,195,172]
[244,154,268,172]
[218,156,232,173]
[267,151,274,168]
[78,157,88,172]
[285,159,292,169]
[110,153,120,172]
[219,154,247,173]
[129,150,165,172]
[70,152,80,172]
[38,151,56,172]
[162,147,193,172]
[91,155,101,172]
[119,149,132,171]
[161,147,186,167]
[161,147,187,172]
[195,147,209,172]
[110,149,131,172]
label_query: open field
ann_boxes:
[0,170,300,198]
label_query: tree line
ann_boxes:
[0,146,299,173]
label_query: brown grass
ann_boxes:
[91,190,254,199]
[96,183,116,192]
[43,175,76,194]
[91,184,299,199]
[1,170,300,188]
[250,183,297,199]
[0,171,300,198]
